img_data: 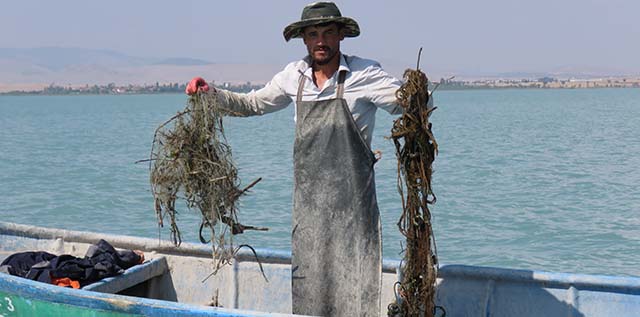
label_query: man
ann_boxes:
[187,2,431,315]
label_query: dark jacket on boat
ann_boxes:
[0,239,142,287]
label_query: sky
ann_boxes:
[2,0,639,76]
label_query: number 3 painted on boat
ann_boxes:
[3,297,14,312]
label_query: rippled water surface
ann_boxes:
[1,89,639,276]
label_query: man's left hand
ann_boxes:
[186,77,210,95]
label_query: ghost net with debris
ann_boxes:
[148,92,267,277]
[389,51,439,317]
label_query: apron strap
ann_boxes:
[296,69,349,103]
[336,70,347,99]
[296,72,306,103]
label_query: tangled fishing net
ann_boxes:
[147,92,266,277]
[388,49,440,317]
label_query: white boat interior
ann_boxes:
[2,221,640,316]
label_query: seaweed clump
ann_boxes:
[148,92,266,276]
[388,48,440,317]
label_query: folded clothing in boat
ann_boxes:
[0,239,144,288]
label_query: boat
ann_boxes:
[1,221,639,316]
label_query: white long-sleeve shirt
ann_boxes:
[216,53,432,146]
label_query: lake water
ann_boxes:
[1,89,639,277]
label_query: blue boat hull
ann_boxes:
[2,221,640,316]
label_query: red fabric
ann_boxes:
[186,77,209,95]
[52,277,80,289]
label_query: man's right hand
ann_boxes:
[186,77,210,95]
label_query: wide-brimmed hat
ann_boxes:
[283,2,360,42]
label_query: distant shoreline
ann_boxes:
[1,77,639,96]
[435,77,640,90]
[0,82,264,96]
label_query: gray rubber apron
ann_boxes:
[292,70,382,316]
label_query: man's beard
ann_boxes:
[310,46,338,66]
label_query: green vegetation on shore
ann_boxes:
[2,76,639,96]
[0,82,265,96]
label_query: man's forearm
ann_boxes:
[213,88,291,117]
[212,89,261,117]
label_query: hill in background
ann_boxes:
[0,47,281,92]
[1,47,634,93]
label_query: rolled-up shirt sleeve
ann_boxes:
[365,65,434,115]
[213,70,293,117]
[362,64,403,115]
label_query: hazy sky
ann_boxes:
[2,0,639,75]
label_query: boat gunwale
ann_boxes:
[2,221,640,293]
[0,272,298,317]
